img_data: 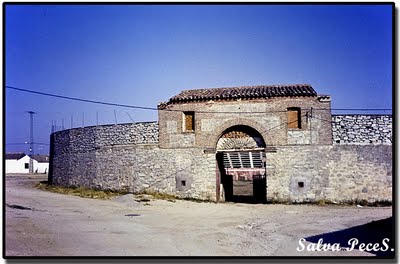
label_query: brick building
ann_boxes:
[158,84,332,148]
[158,84,333,202]
[49,84,392,203]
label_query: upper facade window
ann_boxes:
[287,107,301,129]
[183,111,195,132]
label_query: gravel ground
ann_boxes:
[4,174,394,257]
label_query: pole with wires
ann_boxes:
[27,111,36,173]
[310,107,313,144]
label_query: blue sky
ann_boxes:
[5,4,393,154]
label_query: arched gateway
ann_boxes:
[50,84,392,205]
[215,125,267,203]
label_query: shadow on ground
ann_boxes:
[228,195,267,204]
[305,217,394,257]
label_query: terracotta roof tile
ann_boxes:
[166,84,317,104]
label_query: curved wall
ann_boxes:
[50,122,158,189]
[49,122,216,199]
[50,116,392,202]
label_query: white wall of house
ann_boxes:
[6,155,32,173]
[34,162,49,174]
[5,155,48,174]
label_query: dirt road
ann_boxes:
[4,174,394,257]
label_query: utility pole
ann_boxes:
[114,110,118,124]
[27,111,36,173]
[310,107,313,145]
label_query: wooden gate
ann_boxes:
[218,150,266,203]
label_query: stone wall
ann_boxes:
[50,122,157,189]
[50,116,392,203]
[50,122,216,200]
[332,115,392,144]
[51,122,158,154]
[52,145,216,200]
[266,145,392,203]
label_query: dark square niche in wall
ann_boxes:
[298,181,304,188]
[175,172,192,191]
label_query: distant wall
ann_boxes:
[332,115,392,144]
[34,162,49,174]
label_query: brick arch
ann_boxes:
[211,118,269,149]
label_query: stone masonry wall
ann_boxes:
[50,122,216,200]
[50,116,392,202]
[51,122,158,188]
[332,115,392,144]
[266,145,392,202]
[52,145,216,200]
[51,122,158,154]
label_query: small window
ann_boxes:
[24,163,29,169]
[183,111,195,131]
[298,182,304,188]
[287,107,301,129]
[181,180,186,187]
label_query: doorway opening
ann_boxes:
[216,125,266,203]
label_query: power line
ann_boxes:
[6,85,392,113]
[313,108,392,111]
[310,115,344,125]
[6,142,50,145]
[6,85,287,114]
[7,85,158,111]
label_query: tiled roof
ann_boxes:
[32,155,49,163]
[166,84,317,104]
[5,153,26,160]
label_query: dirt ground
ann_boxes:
[4,174,394,257]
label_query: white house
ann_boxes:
[32,154,50,174]
[5,153,49,174]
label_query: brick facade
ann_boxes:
[158,96,332,149]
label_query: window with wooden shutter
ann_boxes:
[287,107,301,129]
[183,112,195,131]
